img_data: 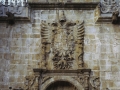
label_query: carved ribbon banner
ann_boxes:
[41,11,85,70]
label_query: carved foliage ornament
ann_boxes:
[90,77,100,90]
[24,74,39,90]
[72,72,90,90]
[41,11,85,70]
[73,75,100,90]
[100,0,120,13]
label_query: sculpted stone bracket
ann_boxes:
[95,0,120,23]
[100,0,120,13]
[0,1,31,22]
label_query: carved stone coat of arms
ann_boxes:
[40,11,85,70]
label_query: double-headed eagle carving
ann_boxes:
[41,11,84,69]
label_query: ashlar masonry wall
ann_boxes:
[0,6,120,90]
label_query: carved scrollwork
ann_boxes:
[0,0,27,17]
[24,74,39,90]
[72,72,90,90]
[100,0,120,13]
[90,77,100,90]
[42,76,52,84]
[53,49,74,69]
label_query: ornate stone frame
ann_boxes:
[33,69,91,90]
[23,2,100,90]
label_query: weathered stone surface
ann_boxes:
[0,1,120,89]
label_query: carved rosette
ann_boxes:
[40,11,85,70]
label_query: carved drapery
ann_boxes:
[40,11,84,70]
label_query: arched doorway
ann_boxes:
[46,81,78,90]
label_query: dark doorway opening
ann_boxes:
[46,81,78,90]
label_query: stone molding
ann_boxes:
[28,2,99,10]
[0,2,99,22]
[94,6,120,23]
[32,69,91,90]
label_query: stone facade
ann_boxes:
[0,0,120,90]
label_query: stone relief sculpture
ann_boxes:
[24,74,39,90]
[112,11,119,24]
[72,73,100,90]
[100,0,119,13]
[23,10,100,90]
[0,0,26,16]
[90,77,100,90]
[6,11,15,27]
[40,11,85,69]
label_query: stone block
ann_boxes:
[100,60,106,65]
[93,71,100,76]
[30,34,40,38]
[4,53,11,60]
[9,76,15,82]
[100,53,108,59]
[111,65,119,71]
[93,66,100,70]
[105,66,112,71]
[35,54,40,60]
[21,34,30,38]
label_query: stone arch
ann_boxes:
[42,76,84,90]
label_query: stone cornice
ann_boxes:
[0,6,30,22]
[94,6,120,23]
[33,69,91,74]
[28,2,99,10]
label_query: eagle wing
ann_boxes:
[41,21,52,43]
[73,21,84,44]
